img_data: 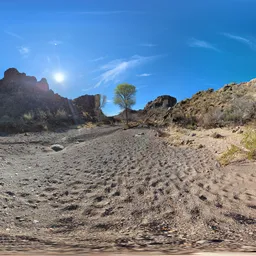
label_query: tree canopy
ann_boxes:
[114,83,136,125]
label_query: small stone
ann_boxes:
[211,132,223,139]
[33,220,39,224]
[51,144,64,152]
[6,228,10,231]
[135,132,145,137]
[196,240,207,244]
[199,195,207,201]
[198,144,204,149]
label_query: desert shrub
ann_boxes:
[36,109,47,120]
[200,108,224,128]
[242,129,256,160]
[171,111,197,129]
[23,111,34,121]
[222,97,256,125]
[55,109,69,121]
[219,145,242,166]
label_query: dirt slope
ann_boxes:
[0,127,255,253]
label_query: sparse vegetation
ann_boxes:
[242,128,256,160]
[218,144,243,166]
[55,109,69,121]
[23,111,34,121]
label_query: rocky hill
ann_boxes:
[0,68,102,133]
[119,80,256,128]
[168,80,256,128]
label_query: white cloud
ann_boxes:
[49,40,63,46]
[90,56,107,62]
[140,43,157,47]
[106,99,113,103]
[18,46,30,57]
[137,73,152,77]
[188,38,220,52]
[4,30,23,40]
[221,33,256,50]
[94,55,157,88]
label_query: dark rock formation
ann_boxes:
[144,95,177,110]
[73,94,100,116]
[0,68,103,132]
[36,78,49,92]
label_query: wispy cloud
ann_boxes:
[4,30,23,40]
[140,43,157,47]
[188,38,220,52]
[82,86,95,92]
[49,40,63,46]
[94,55,157,88]
[137,73,152,77]
[18,46,30,57]
[90,56,107,62]
[106,99,113,103]
[221,33,256,50]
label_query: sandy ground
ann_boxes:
[0,126,255,254]
[165,126,247,158]
[0,252,256,256]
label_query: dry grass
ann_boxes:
[218,145,243,166]
[242,128,256,160]
[77,122,96,129]
[23,111,34,121]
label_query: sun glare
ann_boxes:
[54,72,65,83]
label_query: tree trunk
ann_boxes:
[125,107,128,126]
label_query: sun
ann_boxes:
[54,72,65,83]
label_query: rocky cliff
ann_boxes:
[0,68,102,132]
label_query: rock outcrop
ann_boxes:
[144,95,177,110]
[0,68,103,132]
[73,94,101,116]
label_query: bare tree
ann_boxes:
[97,94,107,121]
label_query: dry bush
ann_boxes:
[55,109,69,121]
[200,108,224,128]
[36,109,47,120]
[242,128,256,160]
[23,111,34,121]
[222,97,256,125]
[199,97,256,128]
[171,111,197,129]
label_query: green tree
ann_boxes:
[114,83,136,125]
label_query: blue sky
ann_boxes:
[1,0,256,115]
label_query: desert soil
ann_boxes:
[0,126,255,254]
